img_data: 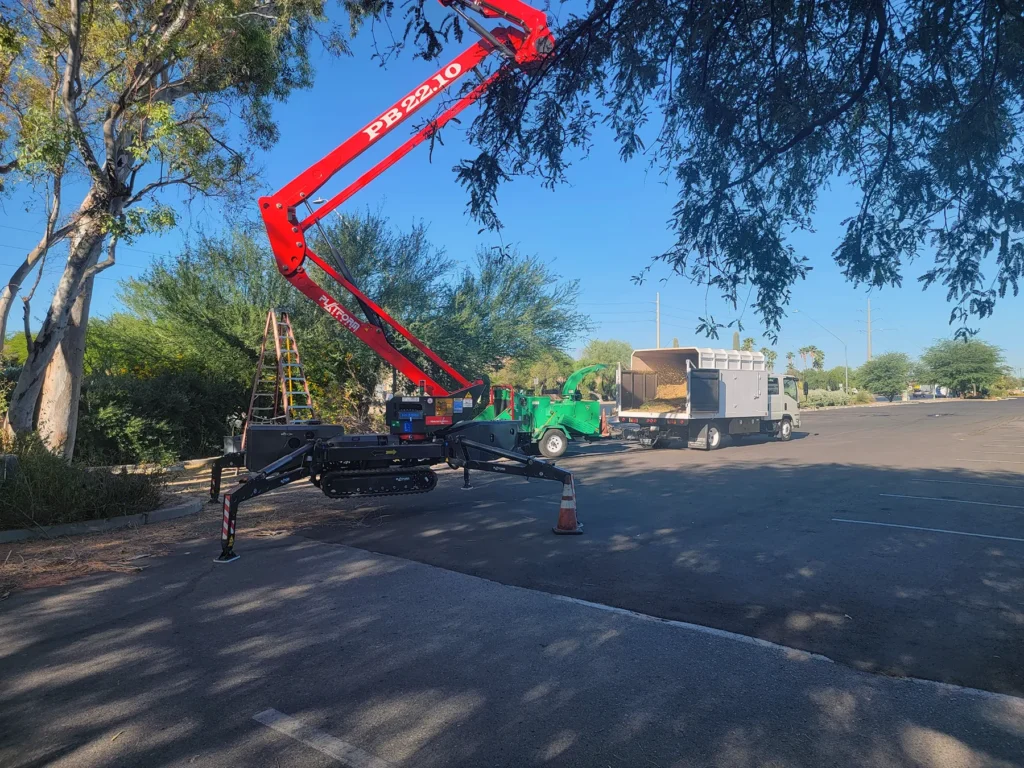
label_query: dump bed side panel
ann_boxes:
[619,370,659,411]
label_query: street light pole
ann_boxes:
[793,309,849,392]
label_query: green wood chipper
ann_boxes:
[474,364,608,458]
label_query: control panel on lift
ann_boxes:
[385,393,480,436]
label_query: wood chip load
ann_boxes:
[638,372,688,412]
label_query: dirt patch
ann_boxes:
[0,466,393,596]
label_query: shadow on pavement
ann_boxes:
[288,460,1024,698]
[1,536,1022,768]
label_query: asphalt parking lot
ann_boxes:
[4,398,1024,767]
[279,398,1024,695]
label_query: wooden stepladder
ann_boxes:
[242,308,317,450]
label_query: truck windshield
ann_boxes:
[784,378,798,400]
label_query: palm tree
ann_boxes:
[798,346,811,368]
[811,348,825,370]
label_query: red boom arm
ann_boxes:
[259,0,555,396]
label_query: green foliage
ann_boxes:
[418,247,590,381]
[577,338,632,399]
[76,372,247,466]
[852,390,875,405]
[919,339,1007,396]
[859,353,914,402]
[740,337,756,352]
[0,433,164,530]
[1,332,28,362]
[759,347,777,371]
[85,213,587,459]
[805,389,852,408]
[0,348,20,417]
[385,0,1024,339]
[494,350,577,394]
[800,365,847,392]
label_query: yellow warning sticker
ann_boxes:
[435,398,453,417]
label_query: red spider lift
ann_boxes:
[213,0,580,562]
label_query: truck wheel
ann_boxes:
[706,422,722,450]
[539,429,568,458]
[777,418,793,441]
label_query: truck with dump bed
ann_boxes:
[616,347,801,449]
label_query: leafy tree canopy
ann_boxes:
[859,351,914,401]
[578,338,633,398]
[494,349,577,393]
[919,338,1006,395]
[579,339,633,369]
[375,0,1024,340]
[91,212,589,426]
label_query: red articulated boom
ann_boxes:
[258,0,555,396]
[211,0,580,565]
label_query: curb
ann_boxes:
[0,497,204,544]
[86,456,221,474]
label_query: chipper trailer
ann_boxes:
[617,347,802,450]
[210,0,584,562]
[477,364,608,458]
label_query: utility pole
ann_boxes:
[656,292,661,349]
[866,298,872,361]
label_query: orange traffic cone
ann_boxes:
[553,475,583,535]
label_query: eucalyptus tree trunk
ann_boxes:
[2,190,106,441]
[36,278,95,459]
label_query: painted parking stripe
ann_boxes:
[910,478,1024,491]
[832,518,1024,543]
[253,709,392,768]
[880,493,1024,512]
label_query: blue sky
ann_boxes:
[2,14,1022,375]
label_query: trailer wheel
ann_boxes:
[706,422,723,450]
[539,429,568,458]
[776,417,793,441]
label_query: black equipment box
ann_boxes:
[244,423,346,471]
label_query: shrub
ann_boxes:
[853,390,875,404]
[76,371,247,465]
[0,352,21,420]
[805,389,852,407]
[0,434,164,530]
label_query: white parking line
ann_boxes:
[910,478,1024,491]
[253,709,392,767]
[832,518,1024,543]
[879,493,1024,510]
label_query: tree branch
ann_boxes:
[61,0,105,184]
[720,0,889,194]
[125,176,193,206]
[21,249,47,354]
[76,232,118,295]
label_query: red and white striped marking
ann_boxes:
[560,477,576,511]
[222,495,234,538]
